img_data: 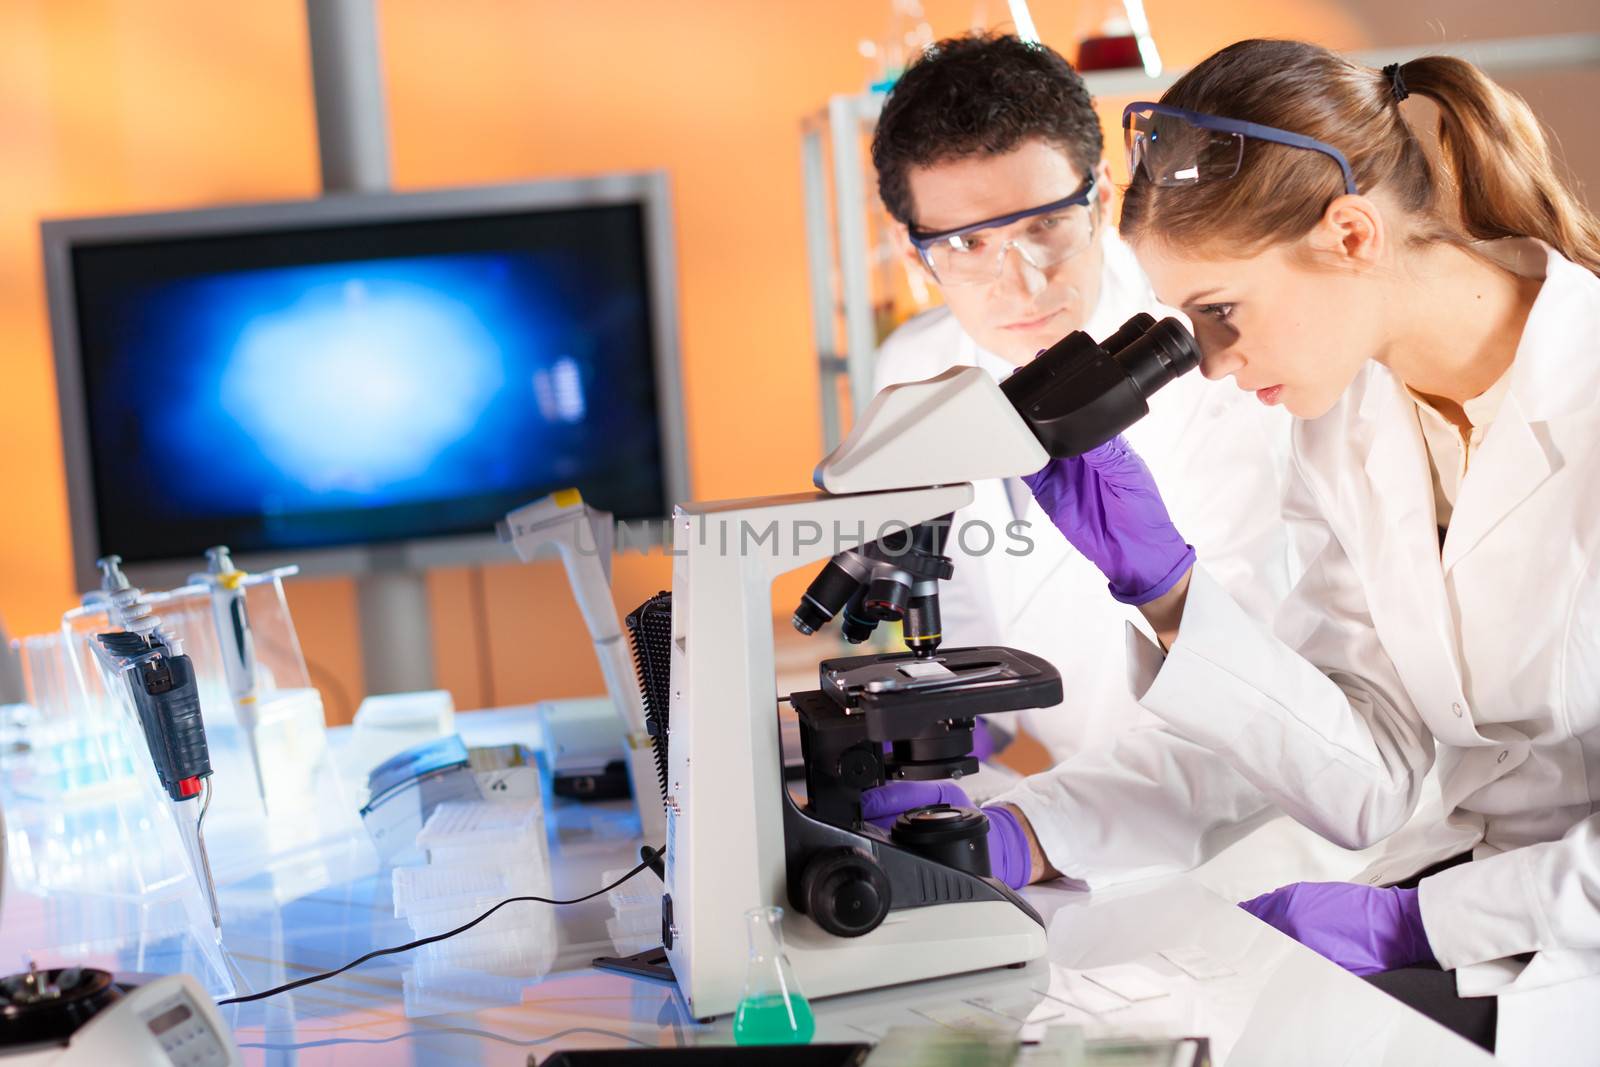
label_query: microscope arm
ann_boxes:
[814,366,1047,495]
[814,314,1199,495]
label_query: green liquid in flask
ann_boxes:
[733,992,815,1045]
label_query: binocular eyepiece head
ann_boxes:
[1001,313,1201,457]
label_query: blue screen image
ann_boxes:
[72,210,666,561]
[145,255,585,514]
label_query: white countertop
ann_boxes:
[0,706,1495,1066]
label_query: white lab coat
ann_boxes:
[1112,240,1600,1065]
[871,233,1292,757]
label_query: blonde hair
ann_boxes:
[1119,39,1600,275]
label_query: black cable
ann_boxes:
[217,849,662,1007]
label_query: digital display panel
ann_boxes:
[145,1001,192,1035]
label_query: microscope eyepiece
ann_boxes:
[1114,315,1201,398]
[1098,311,1157,359]
[1001,313,1203,457]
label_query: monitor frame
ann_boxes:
[43,173,690,593]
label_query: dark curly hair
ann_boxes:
[872,33,1103,227]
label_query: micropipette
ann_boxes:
[200,546,265,803]
[92,556,222,933]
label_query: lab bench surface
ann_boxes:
[0,707,1494,1066]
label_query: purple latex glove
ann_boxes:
[1240,882,1435,977]
[859,780,1032,889]
[1021,435,1195,605]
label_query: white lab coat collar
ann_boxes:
[1354,238,1591,420]
[1357,240,1597,574]
[1498,240,1600,423]
[1443,240,1597,572]
[1348,387,1483,748]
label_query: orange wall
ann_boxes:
[1,0,1361,721]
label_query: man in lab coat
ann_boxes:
[870,34,1286,766]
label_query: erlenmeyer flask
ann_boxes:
[732,905,815,1045]
[1074,0,1162,76]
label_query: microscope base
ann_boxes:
[676,899,1047,1020]
[592,946,675,984]
[787,897,1047,999]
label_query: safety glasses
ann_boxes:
[1122,101,1358,195]
[907,174,1098,286]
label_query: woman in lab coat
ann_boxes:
[1013,39,1600,1062]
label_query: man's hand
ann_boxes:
[860,782,1038,889]
[994,802,1060,884]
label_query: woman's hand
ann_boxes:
[1240,881,1435,976]
[1022,436,1195,644]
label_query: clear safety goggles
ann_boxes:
[908,174,1098,286]
[1122,101,1359,195]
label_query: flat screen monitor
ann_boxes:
[43,175,688,590]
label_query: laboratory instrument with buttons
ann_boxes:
[0,967,241,1066]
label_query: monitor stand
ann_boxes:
[357,569,435,694]
[307,0,421,698]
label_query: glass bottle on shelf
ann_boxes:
[1075,0,1162,76]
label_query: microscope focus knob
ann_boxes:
[835,745,881,788]
[800,848,890,938]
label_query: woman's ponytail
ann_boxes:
[1399,55,1600,275]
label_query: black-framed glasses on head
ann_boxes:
[907,174,1099,286]
[1122,101,1358,195]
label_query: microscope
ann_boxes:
[654,315,1200,1019]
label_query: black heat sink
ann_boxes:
[625,591,673,808]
